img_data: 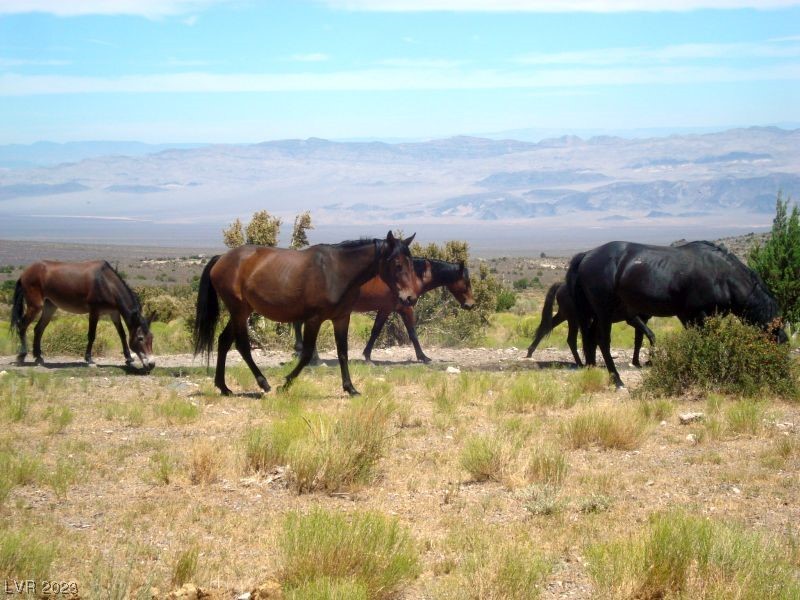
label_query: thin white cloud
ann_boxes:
[516,40,800,65]
[0,0,233,18]
[320,0,800,11]
[377,58,466,68]
[289,53,331,62]
[1,63,798,95]
[0,58,71,67]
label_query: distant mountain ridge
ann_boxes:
[0,127,798,241]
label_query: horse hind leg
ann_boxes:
[16,298,44,365]
[31,301,55,365]
[232,314,270,394]
[84,308,100,366]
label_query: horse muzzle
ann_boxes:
[461,301,475,310]
[400,292,418,307]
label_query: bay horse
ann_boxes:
[526,281,653,368]
[193,232,417,396]
[566,241,787,388]
[10,261,155,369]
[293,258,475,363]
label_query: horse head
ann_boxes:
[446,261,475,310]
[740,276,788,344]
[129,311,156,370]
[380,231,417,307]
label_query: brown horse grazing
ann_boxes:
[525,281,653,368]
[10,261,155,369]
[293,258,474,363]
[193,232,418,396]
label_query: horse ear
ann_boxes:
[386,230,396,244]
[146,312,156,326]
[403,232,416,246]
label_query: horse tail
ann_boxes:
[10,279,25,340]
[533,282,560,342]
[193,255,221,358]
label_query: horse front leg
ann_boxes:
[84,308,99,366]
[363,310,390,362]
[284,317,322,390]
[332,314,359,395]
[399,306,430,363]
[111,313,134,366]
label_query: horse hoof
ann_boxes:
[87,362,97,369]
[218,386,233,397]
[15,355,26,366]
[34,357,44,366]
[346,388,361,396]
[256,377,271,393]
[418,356,432,364]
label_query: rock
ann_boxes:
[150,587,161,599]
[446,366,461,374]
[679,412,705,424]
[659,420,667,427]
[237,594,252,600]
[686,433,699,445]
[0,370,7,377]
[251,579,283,599]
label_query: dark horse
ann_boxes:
[526,280,653,368]
[294,258,475,363]
[566,240,787,388]
[193,232,418,396]
[10,260,155,369]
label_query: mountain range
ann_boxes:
[0,126,798,247]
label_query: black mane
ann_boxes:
[103,261,147,328]
[414,257,467,284]
[332,238,379,249]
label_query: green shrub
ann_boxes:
[495,373,576,413]
[642,315,797,398]
[281,508,419,600]
[587,510,800,599]
[749,193,800,327]
[41,316,109,356]
[524,444,568,486]
[495,288,517,312]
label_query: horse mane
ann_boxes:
[102,261,146,325]
[684,240,775,296]
[414,258,466,284]
[331,238,378,249]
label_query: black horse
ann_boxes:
[566,240,787,388]
[526,281,653,368]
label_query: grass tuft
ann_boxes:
[563,406,647,450]
[281,508,419,600]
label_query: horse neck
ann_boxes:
[336,241,382,288]
[106,270,141,328]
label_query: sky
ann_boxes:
[0,0,799,143]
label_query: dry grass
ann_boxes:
[562,404,648,450]
[1,351,799,598]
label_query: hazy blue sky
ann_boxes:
[1,0,799,143]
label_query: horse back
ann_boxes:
[20,260,107,314]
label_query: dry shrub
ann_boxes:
[189,440,222,485]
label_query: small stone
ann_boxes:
[150,587,161,599]
[646,480,655,486]
[732,486,741,495]
[446,366,461,374]
[686,433,698,445]
[679,412,705,424]
[0,370,7,377]
[659,420,667,427]
[237,593,252,600]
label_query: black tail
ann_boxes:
[193,255,221,358]
[532,283,560,342]
[10,279,25,341]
